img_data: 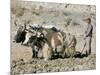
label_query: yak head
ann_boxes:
[14,25,26,43]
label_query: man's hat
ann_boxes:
[83,16,91,22]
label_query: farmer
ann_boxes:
[82,17,93,56]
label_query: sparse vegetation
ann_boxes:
[11,1,96,74]
[73,21,80,26]
[64,18,72,27]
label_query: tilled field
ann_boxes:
[11,53,96,74]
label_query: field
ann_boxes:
[11,0,96,74]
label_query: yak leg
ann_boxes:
[42,43,52,61]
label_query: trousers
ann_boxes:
[83,36,92,55]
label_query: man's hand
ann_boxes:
[83,34,86,39]
[83,34,87,37]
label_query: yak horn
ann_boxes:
[14,20,17,26]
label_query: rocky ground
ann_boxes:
[11,52,96,74]
[11,0,96,74]
[11,40,96,75]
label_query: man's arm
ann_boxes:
[84,24,92,37]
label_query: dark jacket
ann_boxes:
[85,24,93,37]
